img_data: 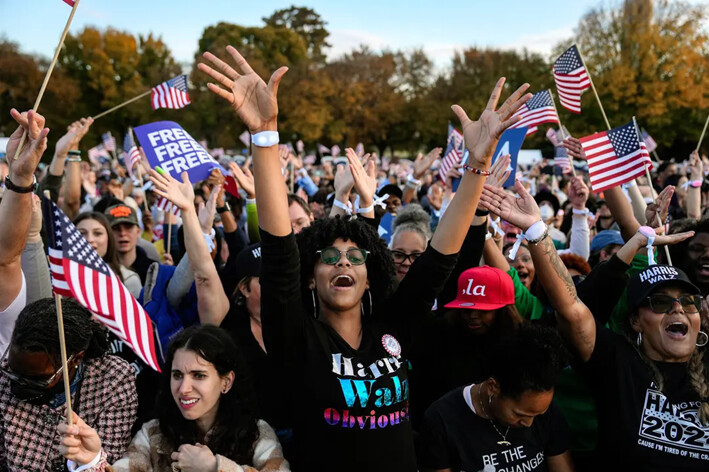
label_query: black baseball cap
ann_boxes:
[234,243,262,282]
[627,265,700,309]
[105,204,139,227]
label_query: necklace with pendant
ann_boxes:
[477,385,512,446]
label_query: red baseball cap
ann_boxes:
[444,266,515,311]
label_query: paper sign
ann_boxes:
[134,121,223,183]
[491,127,528,187]
[378,212,394,244]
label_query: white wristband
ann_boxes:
[356,204,374,214]
[572,208,594,217]
[333,199,353,215]
[525,220,547,241]
[250,131,279,148]
[203,227,216,252]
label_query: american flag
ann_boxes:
[553,45,591,114]
[641,129,658,153]
[156,196,180,217]
[87,144,110,165]
[123,130,141,177]
[62,0,75,5]
[102,132,116,152]
[42,197,161,371]
[579,119,653,193]
[151,75,191,110]
[510,90,559,136]
[439,124,465,182]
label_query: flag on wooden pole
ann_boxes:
[553,45,591,114]
[151,75,191,110]
[510,90,559,136]
[439,124,465,182]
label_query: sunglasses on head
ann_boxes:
[644,294,701,314]
[317,247,369,265]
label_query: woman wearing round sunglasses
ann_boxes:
[480,180,709,470]
[198,44,531,471]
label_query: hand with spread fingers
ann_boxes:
[198,45,288,133]
[55,117,93,157]
[450,79,531,170]
[150,169,195,213]
[413,147,442,180]
[480,180,541,232]
[228,161,255,199]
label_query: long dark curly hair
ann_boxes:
[296,216,396,318]
[157,325,260,465]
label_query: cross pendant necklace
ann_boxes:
[477,385,511,446]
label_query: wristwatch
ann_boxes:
[4,174,37,194]
[216,202,231,214]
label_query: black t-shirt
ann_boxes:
[130,245,157,285]
[259,229,457,472]
[580,321,709,470]
[418,385,569,472]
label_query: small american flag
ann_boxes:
[510,90,559,136]
[641,129,658,153]
[87,144,110,165]
[547,128,571,173]
[553,45,591,114]
[317,144,330,154]
[439,124,465,182]
[151,75,191,110]
[123,130,141,177]
[156,196,180,217]
[102,132,116,152]
[579,119,653,193]
[42,197,161,371]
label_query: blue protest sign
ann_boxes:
[491,127,528,187]
[134,121,223,182]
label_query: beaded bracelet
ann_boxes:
[462,164,490,176]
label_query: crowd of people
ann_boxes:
[0,44,708,472]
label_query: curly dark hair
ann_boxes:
[488,324,569,399]
[296,216,396,317]
[157,325,259,466]
[11,298,109,365]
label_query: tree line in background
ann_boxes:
[1,0,707,161]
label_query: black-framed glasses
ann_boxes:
[0,346,75,390]
[390,250,423,265]
[317,247,369,265]
[645,294,701,314]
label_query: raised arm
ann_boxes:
[403,148,441,204]
[686,150,702,220]
[431,78,531,255]
[480,180,596,361]
[198,46,289,237]
[0,110,48,311]
[150,170,229,325]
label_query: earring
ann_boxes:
[361,290,373,317]
[637,332,643,346]
[697,331,709,347]
[311,289,318,319]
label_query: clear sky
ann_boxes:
[0,0,707,68]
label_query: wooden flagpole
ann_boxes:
[166,203,173,256]
[631,118,672,265]
[549,89,576,177]
[697,113,709,153]
[92,90,152,121]
[575,44,612,131]
[13,0,81,160]
[44,190,74,425]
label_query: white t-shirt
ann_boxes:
[0,272,26,353]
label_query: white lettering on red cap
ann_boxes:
[464,278,487,297]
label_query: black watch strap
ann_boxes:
[475,208,490,216]
[4,175,37,194]
[217,204,230,213]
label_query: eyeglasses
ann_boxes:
[0,346,75,390]
[645,294,701,314]
[317,247,369,265]
[390,250,422,265]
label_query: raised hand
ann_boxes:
[445,165,462,189]
[689,150,703,181]
[57,414,102,465]
[198,46,288,133]
[480,180,541,231]
[568,176,589,209]
[487,154,511,188]
[228,161,255,198]
[345,148,377,206]
[413,147,442,179]
[55,117,93,157]
[562,136,586,160]
[199,184,221,233]
[451,79,531,169]
[645,185,674,229]
[149,169,195,213]
[6,109,49,186]
[333,161,354,197]
[207,167,226,189]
